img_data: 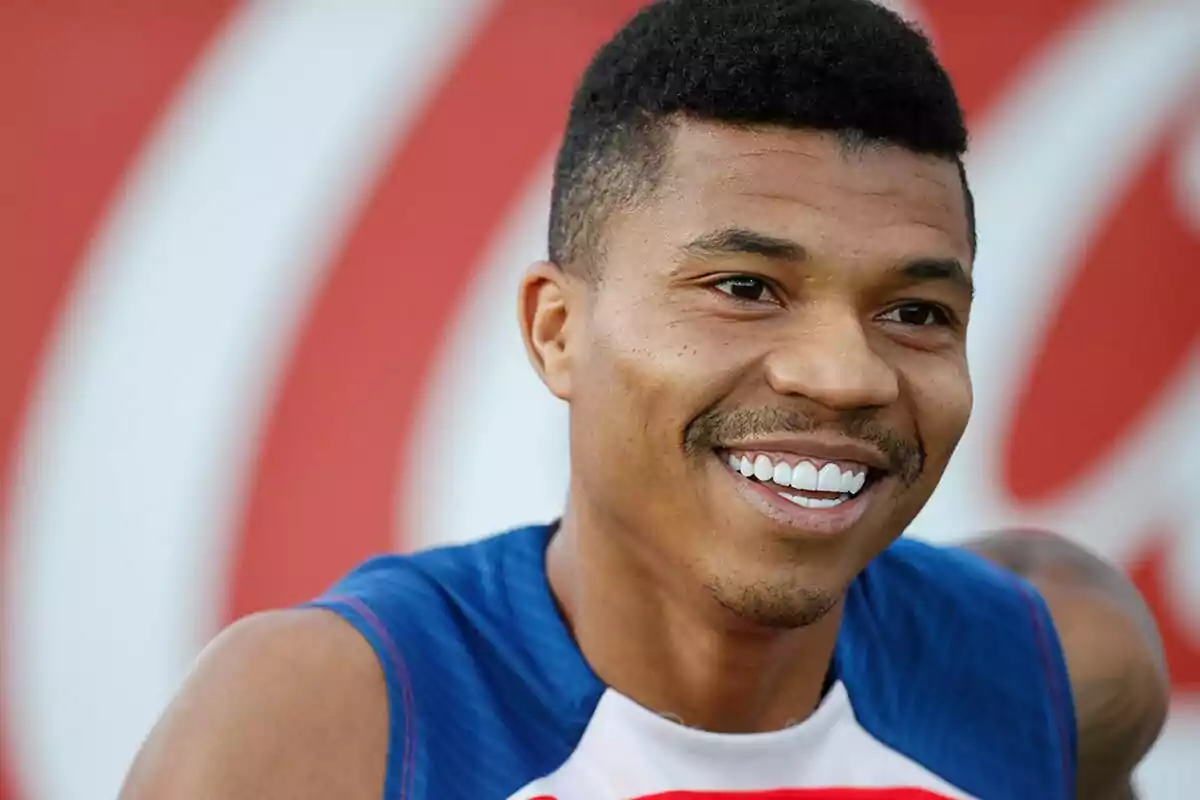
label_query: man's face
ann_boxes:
[529,122,974,628]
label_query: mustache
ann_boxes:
[683,406,924,485]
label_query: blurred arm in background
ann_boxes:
[964,529,1170,800]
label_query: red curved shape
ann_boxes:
[1004,129,1200,503]
[0,5,235,799]
[1127,531,1200,693]
[920,0,1092,119]
[225,0,647,621]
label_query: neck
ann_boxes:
[546,505,843,734]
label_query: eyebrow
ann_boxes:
[682,227,808,261]
[900,257,975,300]
[682,226,973,299]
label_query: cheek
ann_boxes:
[583,299,704,419]
[580,334,696,442]
[567,340,704,528]
[572,310,733,478]
[904,353,973,461]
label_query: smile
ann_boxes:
[718,449,886,535]
[726,452,868,508]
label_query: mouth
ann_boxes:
[717,449,887,535]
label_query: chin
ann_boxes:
[699,547,850,631]
[706,574,842,630]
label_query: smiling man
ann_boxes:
[121,1,1167,798]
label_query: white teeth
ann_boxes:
[789,461,819,491]
[753,455,774,482]
[809,497,844,509]
[725,452,870,497]
[816,463,843,492]
[780,491,846,509]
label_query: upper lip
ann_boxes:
[719,435,890,472]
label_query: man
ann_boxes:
[121,1,1168,798]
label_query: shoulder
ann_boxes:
[122,526,559,800]
[305,525,555,682]
[847,533,1071,684]
[855,535,1059,633]
[963,529,1170,799]
[302,524,600,797]
[837,536,1076,799]
[120,608,388,799]
[857,535,1075,711]
[960,528,1166,671]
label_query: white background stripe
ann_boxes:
[403,158,571,551]
[5,2,488,797]
[914,0,1200,552]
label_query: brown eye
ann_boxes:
[880,302,953,327]
[713,276,777,304]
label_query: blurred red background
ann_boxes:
[2,1,1197,797]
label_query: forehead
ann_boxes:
[623,121,973,269]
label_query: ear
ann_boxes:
[518,261,580,401]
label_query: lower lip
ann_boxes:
[720,459,876,536]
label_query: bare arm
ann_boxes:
[964,529,1170,800]
[119,609,389,799]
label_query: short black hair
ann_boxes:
[548,0,974,270]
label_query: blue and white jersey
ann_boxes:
[307,524,1075,799]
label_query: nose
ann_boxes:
[763,305,899,410]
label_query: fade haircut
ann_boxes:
[548,0,975,272]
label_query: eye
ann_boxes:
[879,302,954,327]
[711,275,779,304]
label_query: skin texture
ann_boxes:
[118,122,1161,798]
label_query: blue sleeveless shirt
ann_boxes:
[307,525,1075,799]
